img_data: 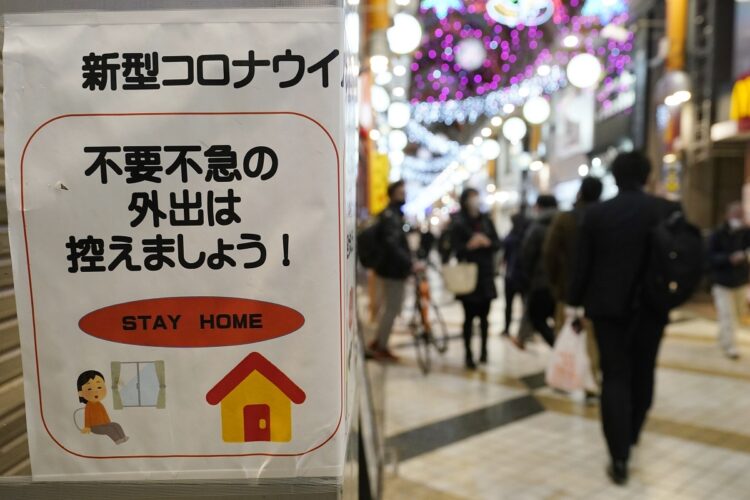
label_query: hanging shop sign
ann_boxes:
[662,159,683,199]
[552,87,595,160]
[3,8,353,481]
[731,74,750,130]
[369,150,391,214]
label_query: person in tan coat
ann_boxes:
[543,177,603,393]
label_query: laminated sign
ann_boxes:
[3,8,354,481]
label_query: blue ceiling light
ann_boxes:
[581,0,629,24]
[420,0,465,20]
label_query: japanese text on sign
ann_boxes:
[67,143,290,273]
[82,50,341,91]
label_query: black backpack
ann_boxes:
[642,211,704,311]
[357,218,383,269]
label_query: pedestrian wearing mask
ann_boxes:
[450,188,501,369]
[709,201,750,360]
[371,180,424,361]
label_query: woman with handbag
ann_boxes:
[449,188,502,369]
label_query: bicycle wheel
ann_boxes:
[429,302,450,354]
[413,327,432,375]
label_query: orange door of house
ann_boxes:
[243,404,271,441]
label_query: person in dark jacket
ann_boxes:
[502,213,529,336]
[544,178,603,311]
[516,194,558,348]
[568,152,679,486]
[450,188,502,369]
[371,180,423,361]
[543,177,603,393]
[708,201,750,360]
[417,225,436,261]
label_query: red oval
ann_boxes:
[78,297,305,348]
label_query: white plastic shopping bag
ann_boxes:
[545,318,597,393]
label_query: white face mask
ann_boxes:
[729,218,744,230]
[467,197,481,213]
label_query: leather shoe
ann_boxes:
[607,460,628,486]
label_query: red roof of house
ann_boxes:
[206,352,306,405]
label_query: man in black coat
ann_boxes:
[568,152,678,486]
[371,180,422,360]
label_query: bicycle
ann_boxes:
[408,264,450,375]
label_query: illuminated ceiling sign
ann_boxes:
[485,0,555,27]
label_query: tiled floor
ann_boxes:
[397,413,750,499]
[368,280,750,500]
[650,368,750,436]
[383,364,526,436]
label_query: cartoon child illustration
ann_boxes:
[76,370,129,445]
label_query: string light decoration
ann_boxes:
[403,155,458,178]
[410,17,546,103]
[502,117,528,143]
[522,95,552,123]
[567,53,602,88]
[411,64,567,125]
[455,38,487,71]
[388,102,412,128]
[398,0,638,198]
[409,0,634,108]
[400,136,494,185]
[387,13,424,54]
[406,121,461,155]
[596,69,636,119]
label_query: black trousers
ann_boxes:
[592,310,667,462]
[527,288,556,347]
[461,299,491,361]
[503,278,520,333]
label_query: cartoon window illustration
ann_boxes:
[110,361,166,409]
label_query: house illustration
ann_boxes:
[205,352,306,443]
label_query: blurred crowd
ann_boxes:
[359,150,749,486]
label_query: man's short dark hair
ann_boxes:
[579,177,603,203]
[387,180,405,198]
[611,151,651,188]
[536,194,558,209]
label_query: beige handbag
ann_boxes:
[442,261,478,295]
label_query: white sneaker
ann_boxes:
[725,348,740,360]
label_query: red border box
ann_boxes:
[20,112,343,460]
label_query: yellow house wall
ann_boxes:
[219,371,293,442]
